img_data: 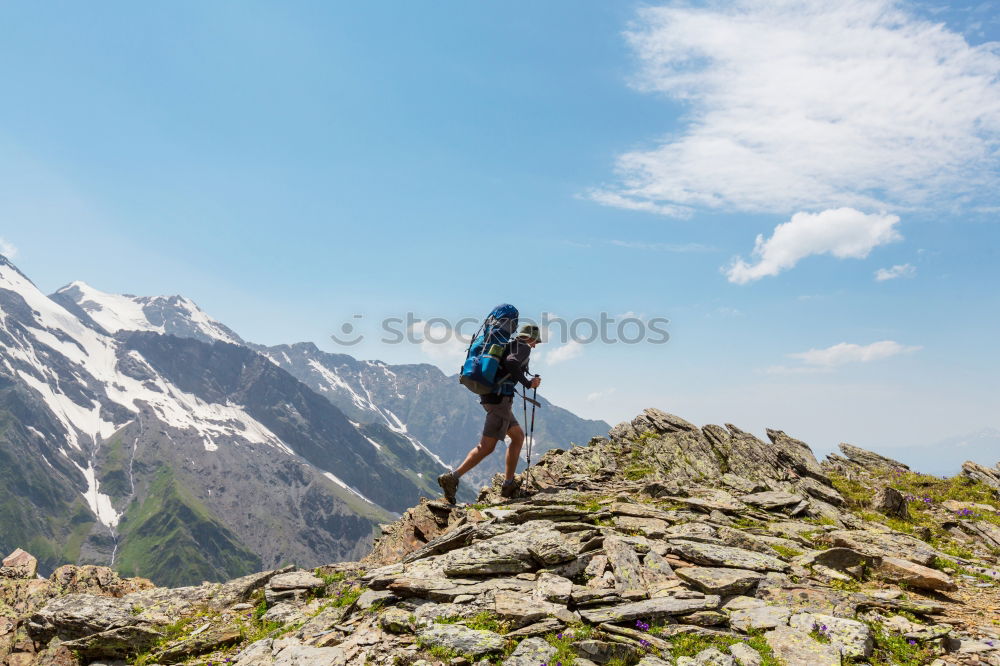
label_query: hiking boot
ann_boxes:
[500,478,521,499]
[437,472,459,504]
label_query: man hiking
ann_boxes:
[438,322,542,503]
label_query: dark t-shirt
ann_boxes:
[480,338,533,404]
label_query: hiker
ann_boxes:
[438,323,542,502]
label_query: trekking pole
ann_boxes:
[526,376,539,468]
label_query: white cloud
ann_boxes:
[875,263,917,281]
[587,387,617,402]
[789,340,921,367]
[726,208,901,284]
[0,237,17,258]
[409,322,468,367]
[545,341,584,366]
[593,1,1000,215]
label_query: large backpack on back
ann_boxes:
[459,304,519,395]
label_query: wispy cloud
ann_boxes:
[587,387,617,402]
[592,0,1000,216]
[766,339,921,374]
[0,237,18,259]
[611,240,716,253]
[726,208,901,284]
[790,340,921,367]
[875,263,917,281]
[546,341,584,365]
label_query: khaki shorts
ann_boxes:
[482,397,520,440]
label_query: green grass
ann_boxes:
[731,516,765,529]
[828,579,863,592]
[932,557,995,583]
[623,465,654,480]
[770,544,803,559]
[866,622,939,666]
[576,497,603,513]
[114,466,261,587]
[543,624,595,666]
[828,473,874,507]
[663,631,781,666]
[314,569,347,585]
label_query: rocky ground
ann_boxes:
[2,408,1000,666]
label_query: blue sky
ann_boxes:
[2,0,999,462]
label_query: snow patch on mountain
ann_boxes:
[74,461,122,528]
[322,471,376,505]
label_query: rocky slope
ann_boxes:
[3,408,1000,666]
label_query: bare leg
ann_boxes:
[504,425,525,481]
[453,436,499,478]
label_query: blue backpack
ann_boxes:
[459,304,519,395]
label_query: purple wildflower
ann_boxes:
[639,639,651,649]
[908,639,917,645]
[557,633,563,639]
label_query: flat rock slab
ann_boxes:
[801,547,874,572]
[273,643,345,666]
[676,567,764,596]
[875,556,957,591]
[821,530,938,566]
[669,540,789,572]
[268,572,326,591]
[729,605,791,632]
[739,491,804,510]
[728,643,762,666]
[418,624,506,657]
[578,595,721,624]
[789,612,874,658]
[765,625,840,666]
[605,536,647,600]
[503,637,557,666]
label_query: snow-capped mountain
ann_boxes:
[257,342,611,486]
[0,257,451,586]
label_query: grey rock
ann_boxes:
[820,530,939,566]
[875,556,957,591]
[739,491,803,510]
[356,589,397,610]
[380,607,413,633]
[503,637,557,666]
[268,572,326,591]
[604,536,647,600]
[572,640,638,664]
[578,595,721,624]
[871,487,908,519]
[729,606,791,631]
[636,658,673,666]
[799,547,874,572]
[764,625,840,666]
[233,638,275,666]
[788,612,874,658]
[273,643,345,665]
[676,568,764,596]
[728,643,762,666]
[692,647,735,665]
[533,573,573,604]
[961,461,1000,493]
[669,540,789,572]
[418,623,506,657]
[262,603,306,625]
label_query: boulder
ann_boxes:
[961,461,1000,493]
[691,648,735,665]
[578,595,721,624]
[417,624,506,657]
[739,491,804,510]
[729,606,791,632]
[875,557,957,591]
[668,540,789,572]
[820,530,939,566]
[503,637,556,666]
[764,625,840,666]
[676,568,764,596]
[267,572,325,591]
[871,487,908,519]
[604,536,647,600]
[728,643,762,666]
[1,550,37,580]
[272,643,345,665]
[572,640,638,664]
[788,612,874,657]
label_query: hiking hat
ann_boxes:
[516,323,542,342]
